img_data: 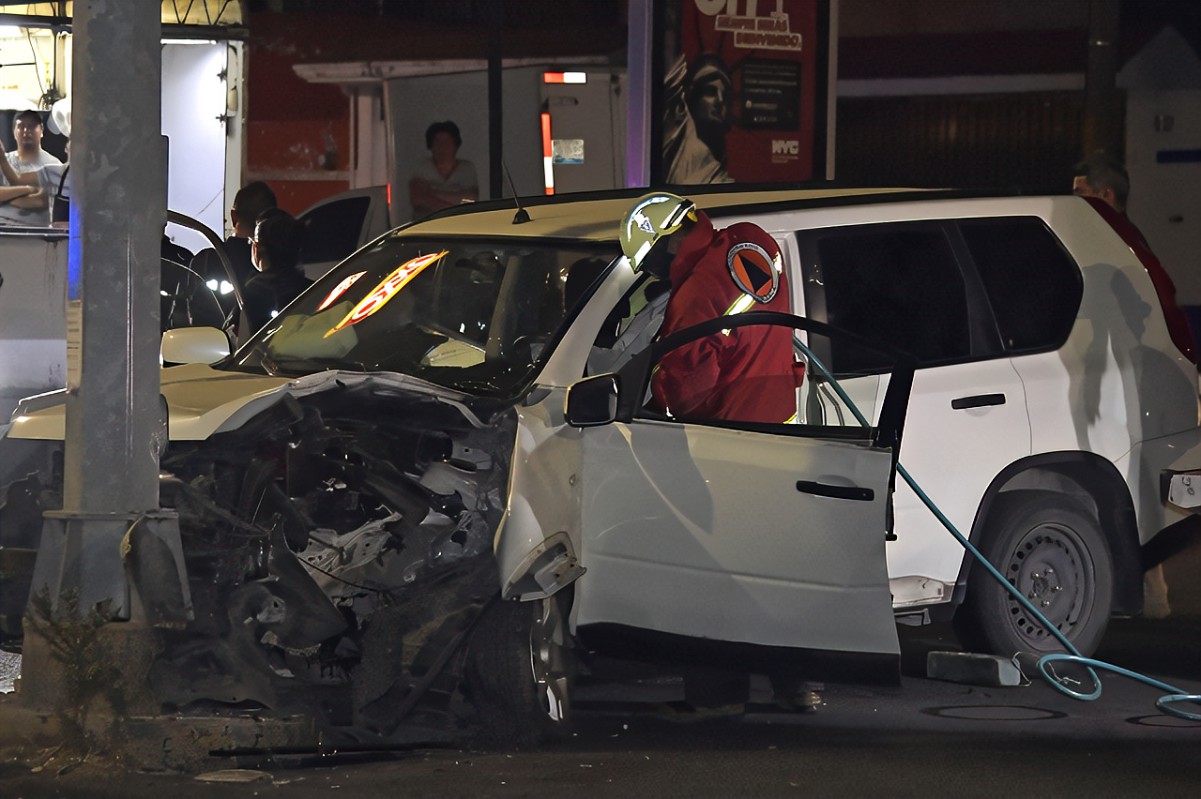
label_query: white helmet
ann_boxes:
[620,192,696,271]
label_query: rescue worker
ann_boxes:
[619,192,801,424]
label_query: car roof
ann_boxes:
[400,185,948,242]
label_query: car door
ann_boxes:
[569,313,911,660]
[297,187,391,280]
[794,221,1032,609]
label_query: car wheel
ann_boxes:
[464,590,574,749]
[957,492,1114,658]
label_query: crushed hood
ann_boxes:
[6,363,483,442]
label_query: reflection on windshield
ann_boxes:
[327,251,447,336]
[231,235,617,397]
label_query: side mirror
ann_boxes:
[565,374,619,427]
[161,326,230,365]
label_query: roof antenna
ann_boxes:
[502,159,531,224]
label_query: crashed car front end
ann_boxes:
[1,371,518,741]
[0,231,610,743]
[154,372,516,740]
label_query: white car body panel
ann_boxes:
[574,419,899,654]
[493,388,585,596]
[1119,430,1201,542]
[885,359,1031,600]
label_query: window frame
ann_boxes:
[795,216,1082,370]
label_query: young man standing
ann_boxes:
[7,109,62,172]
[0,110,63,226]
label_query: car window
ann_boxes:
[801,224,969,372]
[300,196,371,266]
[959,217,1082,353]
[620,314,909,444]
[160,260,226,331]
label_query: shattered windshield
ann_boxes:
[230,235,618,396]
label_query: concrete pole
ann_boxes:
[66,2,163,511]
[28,2,188,626]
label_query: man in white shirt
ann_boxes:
[7,109,62,172]
[0,110,63,226]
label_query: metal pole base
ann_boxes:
[30,510,192,627]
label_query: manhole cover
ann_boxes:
[1126,714,1201,729]
[922,705,1066,721]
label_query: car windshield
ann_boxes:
[230,234,618,397]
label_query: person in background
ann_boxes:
[192,180,278,291]
[1072,156,1131,215]
[190,180,278,323]
[42,145,70,227]
[7,109,62,172]
[409,120,478,219]
[242,207,312,337]
[0,110,65,226]
[1073,155,1176,620]
[0,153,48,226]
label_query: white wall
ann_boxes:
[161,41,231,249]
[1125,89,1201,306]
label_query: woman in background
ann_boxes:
[409,120,478,220]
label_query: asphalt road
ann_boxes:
[2,543,1198,798]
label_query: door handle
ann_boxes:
[951,393,1005,410]
[796,480,874,502]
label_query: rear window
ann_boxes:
[960,218,1081,353]
[806,225,969,371]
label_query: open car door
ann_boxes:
[566,312,914,675]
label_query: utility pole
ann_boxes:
[488,0,503,200]
[23,1,191,710]
[626,0,653,187]
[1082,0,1123,160]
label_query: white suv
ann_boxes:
[2,186,1198,744]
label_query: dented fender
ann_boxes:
[495,386,587,601]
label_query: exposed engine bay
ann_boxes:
[2,377,518,744]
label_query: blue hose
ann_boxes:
[795,338,1201,720]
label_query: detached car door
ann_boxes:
[569,313,912,662]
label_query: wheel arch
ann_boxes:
[955,451,1141,615]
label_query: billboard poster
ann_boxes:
[662,0,826,185]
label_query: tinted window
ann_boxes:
[300,196,371,265]
[960,218,1081,353]
[809,226,969,370]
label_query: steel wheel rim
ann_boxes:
[1002,522,1096,650]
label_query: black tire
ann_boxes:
[464,591,574,750]
[957,492,1114,658]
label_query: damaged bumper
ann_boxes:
[2,370,527,742]
[1166,470,1201,510]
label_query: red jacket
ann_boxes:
[650,212,800,423]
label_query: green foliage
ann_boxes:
[25,588,127,756]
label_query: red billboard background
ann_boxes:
[663,0,825,185]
